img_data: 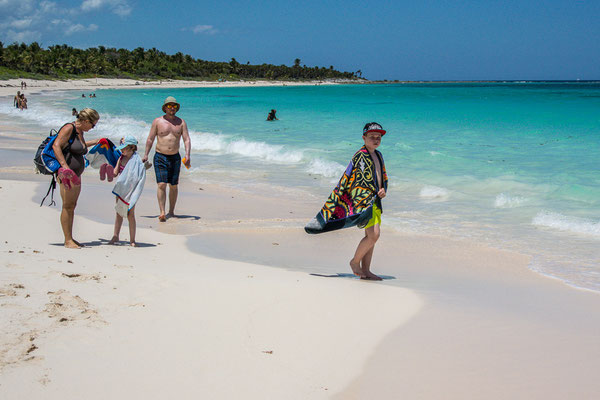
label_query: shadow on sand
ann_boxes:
[309,273,396,280]
[141,214,201,221]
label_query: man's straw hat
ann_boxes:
[162,96,180,113]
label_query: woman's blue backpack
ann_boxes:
[33,124,77,205]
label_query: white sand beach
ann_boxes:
[0,77,339,98]
[1,89,600,399]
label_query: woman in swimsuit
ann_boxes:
[52,108,101,248]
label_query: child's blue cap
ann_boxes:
[115,135,138,150]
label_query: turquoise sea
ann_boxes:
[2,83,600,292]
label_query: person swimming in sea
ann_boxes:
[267,109,278,121]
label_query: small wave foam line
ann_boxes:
[527,257,600,294]
[494,193,527,208]
[419,186,450,200]
[532,211,600,238]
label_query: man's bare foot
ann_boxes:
[64,240,81,249]
[158,214,166,222]
[130,242,137,247]
[108,236,119,245]
[166,212,175,219]
[362,271,383,281]
[349,259,365,277]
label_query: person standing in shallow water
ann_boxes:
[266,109,278,121]
[142,96,191,222]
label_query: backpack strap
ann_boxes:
[40,175,57,207]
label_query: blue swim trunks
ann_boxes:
[154,152,181,185]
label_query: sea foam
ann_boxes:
[306,158,345,178]
[419,186,450,200]
[532,211,600,238]
[494,193,527,208]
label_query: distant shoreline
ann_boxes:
[0,77,348,97]
[3,77,598,97]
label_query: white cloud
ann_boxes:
[190,25,218,35]
[80,0,131,16]
[4,29,41,43]
[0,0,35,13]
[0,0,111,43]
[65,23,98,35]
[9,18,33,29]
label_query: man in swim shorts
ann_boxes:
[142,96,191,222]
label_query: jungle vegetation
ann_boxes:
[0,42,362,81]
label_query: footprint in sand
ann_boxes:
[60,272,102,282]
[44,289,105,324]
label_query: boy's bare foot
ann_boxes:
[158,214,166,222]
[349,260,365,277]
[130,242,137,247]
[108,236,119,245]
[362,271,383,281]
[64,240,81,249]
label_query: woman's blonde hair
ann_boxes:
[77,108,100,124]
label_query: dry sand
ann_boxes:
[0,179,422,399]
[1,97,600,399]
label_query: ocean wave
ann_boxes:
[532,211,600,238]
[306,158,345,178]
[494,193,527,208]
[0,101,69,130]
[419,186,450,200]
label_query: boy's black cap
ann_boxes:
[363,122,386,136]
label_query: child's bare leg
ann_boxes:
[361,224,382,280]
[127,206,137,246]
[350,225,377,277]
[109,213,123,244]
[350,225,381,279]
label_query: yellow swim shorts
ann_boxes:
[365,204,382,229]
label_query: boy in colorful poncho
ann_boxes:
[305,122,388,280]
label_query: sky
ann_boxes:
[1,0,599,80]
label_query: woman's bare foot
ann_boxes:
[130,241,137,247]
[158,214,166,222]
[108,236,119,245]
[64,240,81,249]
[349,259,365,277]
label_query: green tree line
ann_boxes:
[0,42,361,81]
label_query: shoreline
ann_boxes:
[0,77,345,97]
[2,99,600,398]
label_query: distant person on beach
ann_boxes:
[304,122,388,280]
[52,108,101,248]
[18,94,27,110]
[266,109,278,121]
[142,96,191,222]
[14,91,20,108]
[109,136,146,247]
[82,94,86,98]
[72,108,78,116]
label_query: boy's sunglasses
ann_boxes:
[165,104,178,109]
